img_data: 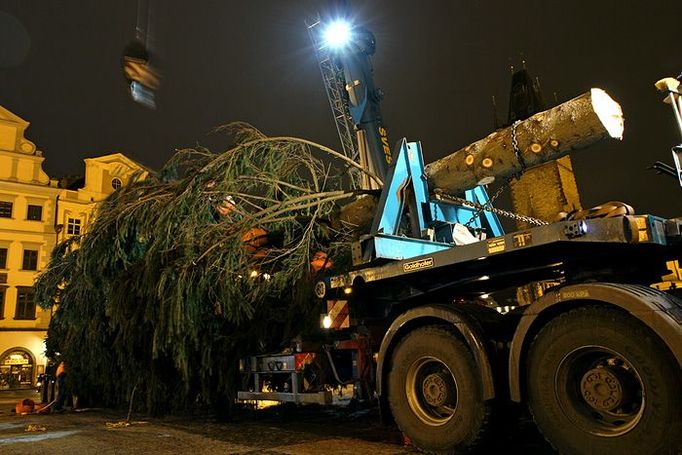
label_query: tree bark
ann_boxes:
[333,88,623,232]
[425,88,623,194]
[331,194,378,232]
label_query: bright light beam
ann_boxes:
[323,20,353,49]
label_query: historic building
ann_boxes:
[55,153,148,244]
[0,105,147,388]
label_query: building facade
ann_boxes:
[0,105,147,389]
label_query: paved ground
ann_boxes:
[0,390,554,454]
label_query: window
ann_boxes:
[67,218,82,235]
[15,287,36,320]
[22,250,38,271]
[27,204,42,221]
[111,177,122,190]
[0,201,12,218]
[0,286,6,319]
[0,248,6,269]
[0,349,33,388]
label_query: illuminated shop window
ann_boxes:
[0,349,34,389]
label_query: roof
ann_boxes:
[0,105,28,127]
[84,152,152,173]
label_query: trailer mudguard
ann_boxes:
[508,283,682,402]
[376,304,496,402]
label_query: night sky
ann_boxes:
[1,1,681,218]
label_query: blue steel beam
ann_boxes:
[368,139,504,261]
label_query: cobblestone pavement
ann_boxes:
[0,391,554,454]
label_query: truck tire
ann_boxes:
[527,305,682,454]
[387,326,489,454]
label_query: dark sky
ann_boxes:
[1,1,681,217]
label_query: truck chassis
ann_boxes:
[239,213,682,453]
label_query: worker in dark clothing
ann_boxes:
[53,361,67,413]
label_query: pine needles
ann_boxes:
[35,123,366,415]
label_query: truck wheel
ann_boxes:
[527,305,682,454]
[388,326,489,454]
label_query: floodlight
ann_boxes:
[323,20,353,49]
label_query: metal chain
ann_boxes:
[457,123,525,228]
[432,121,548,228]
[435,189,549,226]
[461,180,509,227]
[511,120,527,173]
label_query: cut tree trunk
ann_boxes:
[332,194,378,232]
[333,88,623,232]
[425,88,623,194]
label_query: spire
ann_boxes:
[506,60,546,125]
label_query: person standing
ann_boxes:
[53,361,67,413]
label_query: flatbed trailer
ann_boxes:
[324,214,676,296]
[240,213,682,454]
